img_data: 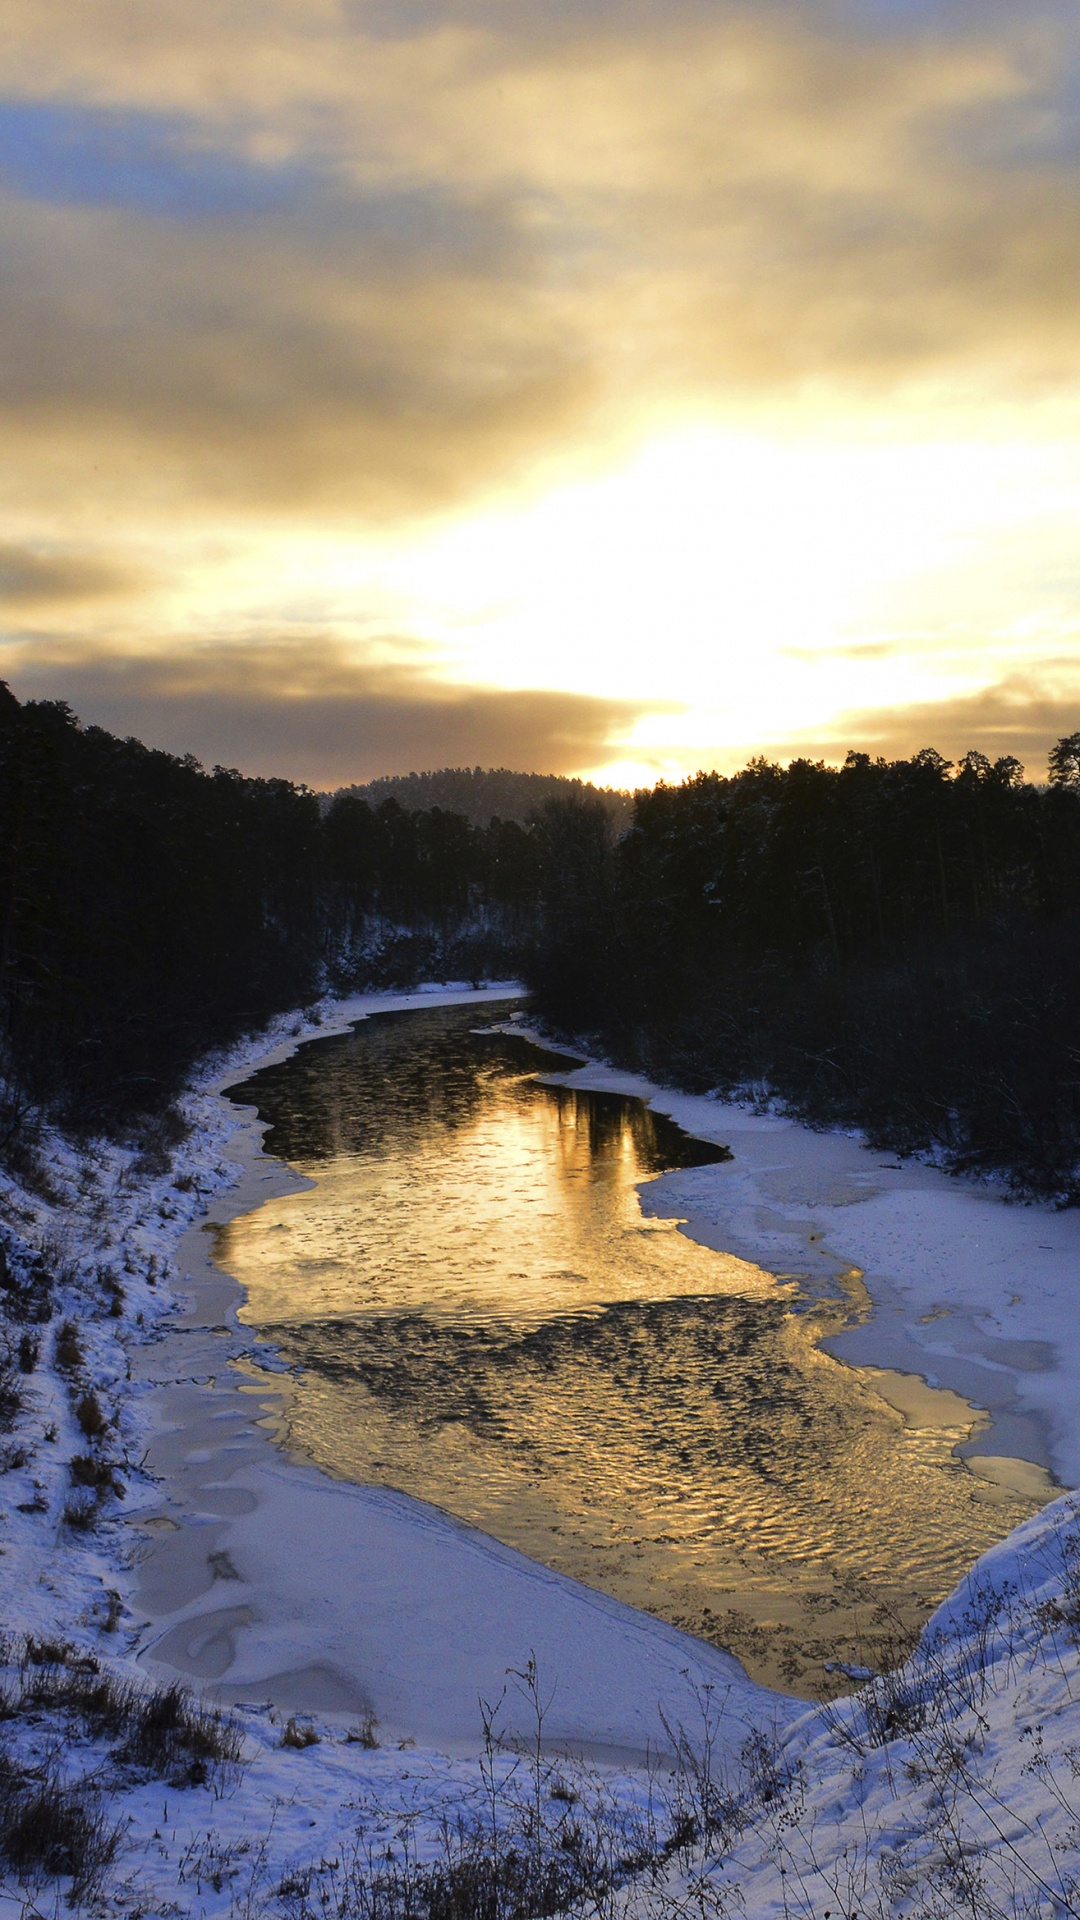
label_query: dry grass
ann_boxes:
[281,1717,320,1750]
[113,1680,244,1784]
[5,1643,243,1789]
[0,1762,121,1899]
[345,1714,380,1750]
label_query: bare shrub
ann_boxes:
[130,1109,186,1178]
[74,1390,107,1437]
[37,1233,80,1291]
[1,1252,54,1326]
[62,1488,101,1532]
[100,1269,125,1316]
[69,1452,119,1494]
[54,1319,84,1373]
[0,1082,43,1186]
[16,1331,38,1372]
[0,1347,25,1431]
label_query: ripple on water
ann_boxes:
[220,1003,1041,1697]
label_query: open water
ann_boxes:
[221,1001,1039,1694]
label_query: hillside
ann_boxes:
[333,766,634,831]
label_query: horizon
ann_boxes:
[5,671,1071,796]
[325,741,1063,797]
[1,2,1078,785]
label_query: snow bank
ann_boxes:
[1,985,1078,1917]
[625,1488,1080,1918]
[527,1049,1080,1494]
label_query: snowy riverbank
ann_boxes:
[525,1043,1077,1499]
[0,987,1079,1916]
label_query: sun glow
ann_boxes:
[307,421,1080,767]
[13,418,1080,786]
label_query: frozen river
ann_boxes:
[221,1000,1039,1695]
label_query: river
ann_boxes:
[218,999,1039,1696]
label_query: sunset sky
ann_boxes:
[1,0,1079,788]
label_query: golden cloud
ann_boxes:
[0,0,1077,784]
[2,635,666,785]
[0,1,1075,526]
[765,663,1080,779]
[0,542,137,606]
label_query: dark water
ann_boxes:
[221,1003,1037,1696]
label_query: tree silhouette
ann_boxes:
[2,677,1079,1200]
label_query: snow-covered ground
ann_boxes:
[621,1491,1080,1919]
[1,986,1079,1918]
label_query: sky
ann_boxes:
[1,0,1079,789]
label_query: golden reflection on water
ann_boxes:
[221,1005,1038,1697]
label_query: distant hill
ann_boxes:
[333,767,634,832]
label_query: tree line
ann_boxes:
[0,687,539,1136]
[525,742,1080,1200]
[2,677,1080,1199]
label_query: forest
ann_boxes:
[1,680,1079,1198]
[339,765,633,831]
[0,686,538,1138]
[525,743,1080,1201]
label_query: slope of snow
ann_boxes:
[0,987,1078,1918]
[0,988,790,1916]
[625,1489,1080,1919]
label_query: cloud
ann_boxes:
[0,0,1078,779]
[2,638,665,786]
[0,2,1076,522]
[766,665,1080,778]
[0,181,593,520]
[0,543,136,606]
